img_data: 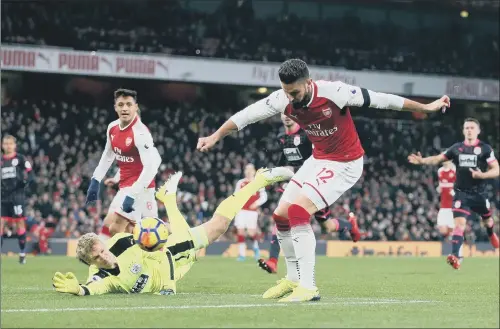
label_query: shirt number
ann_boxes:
[316,168,334,185]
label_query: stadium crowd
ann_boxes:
[1,1,498,78]
[1,95,498,253]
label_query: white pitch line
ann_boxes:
[2,300,435,313]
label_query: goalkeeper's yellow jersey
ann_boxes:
[83,233,176,295]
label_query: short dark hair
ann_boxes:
[464,117,480,128]
[278,59,310,84]
[114,88,137,102]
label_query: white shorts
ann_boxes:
[280,156,364,210]
[437,208,454,228]
[234,209,259,230]
[109,187,158,224]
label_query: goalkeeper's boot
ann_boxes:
[255,167,294,188]
[262,278,298,299]
[19,253,26,265]
[156,171,183,203]
[278,285,320,303]
[446,254,461,270]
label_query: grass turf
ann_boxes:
[1,256,499,328]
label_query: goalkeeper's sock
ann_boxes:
[17,228,26,255]
[332,218,352,232]
[162,194,190,232]
[215,179,264,221]
[289,204,316,289]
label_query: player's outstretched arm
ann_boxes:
[52,271,117,296]
[197,91,287,152]
[324,81,450,114]
[408,152,447,166]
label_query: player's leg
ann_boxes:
[234,213,247,261]
[1,202,13,249]
[449,193,471,269]
[200,167,293,244]
[472,196,499,249]
[107,187,141,235]
[247,213,260,260]
[437,208,454,237]
[158,168,293,254]
[260,160,321,298]
[13,219,27,264]
[11,201,27,264]
[314,208,361,242]
[281,156,364,302]
[258,224,280,274]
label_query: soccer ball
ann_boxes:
[133,217,169,252]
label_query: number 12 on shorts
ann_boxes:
[316,167,334,185]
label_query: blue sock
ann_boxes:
[333,218,352,232]
[451,228,464,257]
[269,234,280,261]
[18,233,26,254]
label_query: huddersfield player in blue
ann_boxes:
[409,118,499,270]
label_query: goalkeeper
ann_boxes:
[52,167,293,296]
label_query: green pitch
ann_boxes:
[1,256,499,328]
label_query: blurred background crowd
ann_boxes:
[2,0,498,78]
[1,0,498,253]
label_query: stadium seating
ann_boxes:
[1,1,498,78]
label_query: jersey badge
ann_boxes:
[473,147,481,155]
[130,263,142,274]
[454,200,461,209]
[11,158,18,166]
[125,137,133,147]
[322,107,332,118]
[293,136,301,146]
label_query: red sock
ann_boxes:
[273,214,290,231]
[288,204,310,227]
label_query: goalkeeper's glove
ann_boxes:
[86,178,100,205]
[52,272,82,295]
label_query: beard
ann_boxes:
[291,92,312,109]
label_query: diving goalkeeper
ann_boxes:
[52,167,293,296]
